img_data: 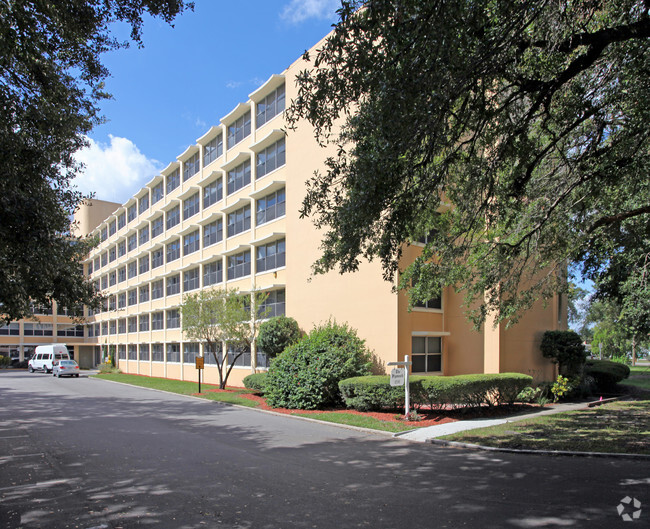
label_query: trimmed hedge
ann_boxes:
[584,359,630,391]
[339,373,533,411]
[243,372,268,393]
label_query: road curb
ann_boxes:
[430,438,650,460]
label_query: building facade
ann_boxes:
[5,35,565,384]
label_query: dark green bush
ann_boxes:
[584,359,630,391]
[339,373,533,411]
[243,372,268,393]
[540,330,587,377]
[257,315,302,359]
[265,321,372,409]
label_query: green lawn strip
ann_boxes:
[621,365,650,390]
[289,411,415,433]
[94,373,259,406]
[439,400,650,454]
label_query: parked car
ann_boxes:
[28,344,71,373]
[53,360,80,378]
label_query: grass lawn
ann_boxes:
[289,412,415,433]
[439,399,650,455]
[621,365,650,391]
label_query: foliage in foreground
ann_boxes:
[265,321,373,409]
[257,316,302,359]
[339,373,533,411]
[584,359,631,391]
[540,331,587,377]
[288,0,650,329]
[243,372,268,394]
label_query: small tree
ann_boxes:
[181,287,269,389]
[540,330,587,378]
[257,316,302,360]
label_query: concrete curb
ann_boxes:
[430,438,650,460]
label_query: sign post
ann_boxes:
[388,355,412,419]
[195,356,204,393]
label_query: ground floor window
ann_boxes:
[227,344,250,367]
[166,343,180,363]
[152,344,164,362]
[139,344,150,361]
[203,343,222,364]
[411,336,442,373]
[183,342,200,364]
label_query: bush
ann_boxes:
[339,373,533,411]
[584,359,631,391]
[257,316,301,359]
[0,355,11,368]
[243,372,268,393]
[265,320,373,409]
[516,386,542,403]
[98,362,120,374]
[540,330,587,377]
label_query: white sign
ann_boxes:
[390,368,405,387]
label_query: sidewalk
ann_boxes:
[395,401,599,443]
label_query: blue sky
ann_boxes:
[74,0,340,204]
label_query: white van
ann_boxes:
[28,344,71,373]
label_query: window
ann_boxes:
[203,260,223,287]
[55,324,84,337]
[183,230,200,256]
[256,188,285,225]
[118,266,126,283]
[227,205,251,237]
[256,84,285,128]
[183,152,200,182]
[152,343,164,361]
[166,343,180,362]
[203,178,222,209]
[108,295,116,311]
[166,274,181,296]
[139,344,150,361]
[139,255,149,275]
[166,239,180,263]
[101,226,107,242]
[109,245,116,262]
[101,322,108,336]
[203,134,223,167]
[184,268,200,292]
[128,261,137,279]
[203,219,223,247]
[93,256,100,271]
[151,280,164,300]
[128,288,137,306]
[118,344,125,358]
[117,241,125,257]
[166,168,180,194]
[166,205,180,230]
[227,110,251,149]
[183,342,200,364]
[256,138,285,179]
[183,193,200,220]
[88,324,94,338]
[95,323,101,337]
[139,194,149,214]
[227,159,251,195]
[227,250,251,280]
[101,275,108,290]
[152,249,164,269]
[118,212,126,229]
[128,233,137,252]
[412,336,442,373]
[109,271,116,286]
[118,318,126,334]
[139,284,150,303]
[118,293,126,309]
[109,220,116,236]
[128,344,137,360]
[204,343,222,365]
[414,296,442,310]
[101,251,107,267]
[227,344,251,367]
[127,204,137,222]
[167,309,180,329]
[0,323,19,336]
[256,239,285,273]
[151,311,164,330]
[87,260,93,276]
[139,226,149,245]
[152,182,164,204]
[139,314,150,332]
[151,216,164,238]
[259,289,285,318]
[128,316,137,333]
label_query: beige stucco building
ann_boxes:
[2,34,564,384]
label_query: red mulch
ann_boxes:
[196,388,539,427]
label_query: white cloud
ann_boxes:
[280,0,340,24]
[73,135,162,204]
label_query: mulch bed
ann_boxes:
[198,388,540,427]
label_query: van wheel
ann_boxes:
[28,366,34,373]
[75,374,79,378]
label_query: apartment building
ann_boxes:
[66,37,563,385]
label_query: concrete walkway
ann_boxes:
[395,400,600,443]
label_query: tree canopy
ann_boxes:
[0,0,192,322]
[287,0,650,327]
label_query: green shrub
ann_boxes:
[243,372,268,393]
[0,355,11,368]
[257,316,302,359]
[265,320,373,409]
[98,362,120,374]
[540,330,587,377]
[517,386,542,403]
[584,359,630,391]
[339,373,532,411]
[610,355,631,366]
